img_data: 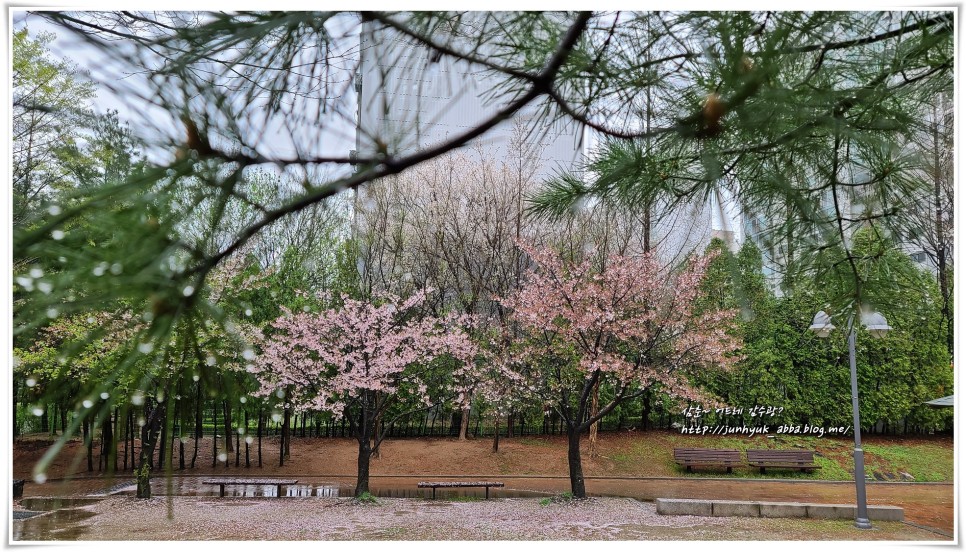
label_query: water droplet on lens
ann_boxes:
[239,397,247,404]
[275,389,285,398]
[237,427,245,435]
[244,309,253,316]
[30,268,43,279]
[206,355,216,366]
[52,230,65,240]
[46,308,59,319]
[48,205,61,215]
[100,392,110,400]
[183,286,195,297]
[110,263,123,275]
[132,392,145,406]
[31,406,44,416]
[217,453,227,462]
[242,349,255,360]
[26,377,36,387]
[245,436,254,445]
[38,282,53,294]
[82,400,93,408]
[192,374,200,382]
[34,473,47,484]
[138,342,154,354]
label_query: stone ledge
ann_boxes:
[656,498,903,521]
[655,498,712,516]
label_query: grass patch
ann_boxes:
[353,491,379,504]
[863,442,952,482]
[540,491,575,506]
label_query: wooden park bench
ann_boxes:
[673,448,743,473]
[202,478,298,497]
[417,481,505,500]
[746,449,820,474]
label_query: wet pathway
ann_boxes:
[15,474,953,537]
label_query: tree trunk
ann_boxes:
[158,410,168,470]
[129,410,136,471]
[641,391,652,431]
[121,410,129,471]
[567,428,587,498]
[222,401,233,453]
[279,408,290,467]
[458,406,470,440]
[588,380,600,457]
[84,419,94,472]
[257,409,264,468]
[136,401,165,499]
[212,404,218,468]
[245,410,251,468]
[355,437,372,496]
[492,414,500,452]
[102,412,114,472]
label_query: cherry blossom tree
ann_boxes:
[500,242,741,498]
[249,290,476,496]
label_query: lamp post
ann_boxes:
[809,309,891,530]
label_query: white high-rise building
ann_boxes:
[354,20,747,271]
[355,22,585,180]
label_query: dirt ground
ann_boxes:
[12,432,955,537]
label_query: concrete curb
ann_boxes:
[656,498,903,521]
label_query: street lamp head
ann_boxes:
[861,310,891,339]
[809,310,835,338]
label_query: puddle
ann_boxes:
[104,478,552,499]
[20,497,102,510]
[13,508,96,541]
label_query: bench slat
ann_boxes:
[746,449,820,473]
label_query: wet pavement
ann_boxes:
[13,474,953,540]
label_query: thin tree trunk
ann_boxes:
[212,404,218,468]
[567,428,587,498]
[245,410,251,468]
[84,418,94,472]
[459,406,470,440]
[355,438,372,496]
[222,401,233,453]
[492,414,500,453]
[121,409,129,471]
[588,380,600,457]
[257,409,264,468]
[279,408,290,467]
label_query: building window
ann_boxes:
[910,251,928,264]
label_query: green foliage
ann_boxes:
[691,232,952,433]
[354,491,379,504]
[540,491,575,506]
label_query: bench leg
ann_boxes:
[686,466,692,473]
[277,484,283,497]
[760,467,766,475]
[726,467,732,474]
[432,487,436,500]
[219,484,225,497]
[485,486,490,500]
